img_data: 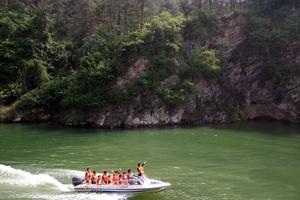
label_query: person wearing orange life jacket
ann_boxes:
[108,175,112,184]
[85,168,92,179]
[91,171,98,184]
[96,175,101,185]
[122,172,128,185]
[112,171,120,184]
[85,168,92,184]
[102,171,110,184]
[118,174,123,185]
[137,163,145,176]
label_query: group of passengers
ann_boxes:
[84,163,145,185]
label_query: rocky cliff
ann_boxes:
[2,13,299,128]
[222,13,300,123]
[58,13,299,128]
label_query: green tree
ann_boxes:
[183,10,219,45]
[80,52,106,73]
[0,10,31,86]
[0,82,22,105]
[144,11,185,57]
[188,47,220,80]
[21,59,49,92]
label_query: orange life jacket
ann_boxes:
[85,178,91,185]
[85,172,92,180]
[112,174,120,183]
[118,179,123,185]
[91,174,98,184]
[96,177,101,185]
[85,172,92,184]
[102,175,110,184]
[137,166,144,174]
[122,176,128,184]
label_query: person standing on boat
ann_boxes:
[137,163,145,176]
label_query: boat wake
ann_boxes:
[0,164,129,200]
[0,164,69,191]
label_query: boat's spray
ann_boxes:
[0,164,69,191]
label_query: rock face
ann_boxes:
[222,13,247,56]
[240,76,300,122]
[114,58,149,91]
[221,15,300,122]
[3,13,299,128]
[84,13,299,127]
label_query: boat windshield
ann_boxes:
[138,175,151,185]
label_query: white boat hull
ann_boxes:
[73,179,171,193]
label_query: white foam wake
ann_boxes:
[0,164,70,191]
[46,168,84,179]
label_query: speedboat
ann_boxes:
[72,175,171,193]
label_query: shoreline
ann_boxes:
[1,118,298,130]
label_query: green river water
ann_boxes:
[0,122,299,200]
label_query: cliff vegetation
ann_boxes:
[0,0,299,127]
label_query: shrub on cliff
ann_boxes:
[21,59,49,92]
[144,11,185,52]
[183,10,219,45]
[246,16,289,57]
[244,7,300,83]
[125,11,185,79]
[157,80,195,104]
[264,60,300,83]
[80,52,106,73]
[0,82,22,105]
[17,78,67,113]
[188,47,221,80]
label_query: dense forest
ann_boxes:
[0,0,299,127]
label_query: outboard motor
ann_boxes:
[72,176,84,186]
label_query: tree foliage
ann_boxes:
[21,59,49,92]
[0,0,298,114]
[244,3,300,83]
[183,11,219,44]
[189,47,220,80]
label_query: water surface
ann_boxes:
[0,122,299,200]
